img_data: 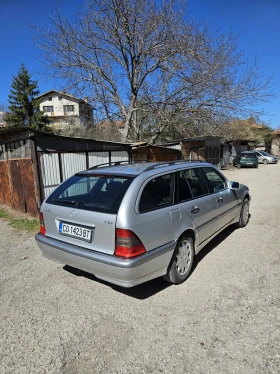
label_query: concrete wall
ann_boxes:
[271,136,280,156]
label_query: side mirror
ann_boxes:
[230,181,240,190]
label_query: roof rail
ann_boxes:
[87,159,148,170]
[87,158,204,172]
[142,159,204,172]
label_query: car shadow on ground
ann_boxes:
[191,226,236,272]
[63,220,249,300]
[63,265,172,299]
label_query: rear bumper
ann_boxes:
[35,234,175,288]
[239,163,258,167]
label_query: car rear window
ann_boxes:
[46,175,133,214]
[241,153,257,158]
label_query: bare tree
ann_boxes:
[33,0,273,142]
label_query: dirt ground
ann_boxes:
[0,163,279,374]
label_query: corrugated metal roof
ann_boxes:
[0,127,130,148]
[0,127,131,150]
[134,144,180,151]
[161,136,221,146]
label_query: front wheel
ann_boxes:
[163,235,195,284]
[235,198,250,228]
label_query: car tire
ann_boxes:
[263,159,268,165]
[163,235,195,285]
[235,198,250,228]
[237,163,241,169]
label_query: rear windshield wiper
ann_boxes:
[53,199,79,205]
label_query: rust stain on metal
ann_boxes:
[9,159,38,217]
[0,161,13,206]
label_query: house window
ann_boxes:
[48,97,52,101]
[63,105,74,113]
[43,106,54,113]
[58,97,62,101]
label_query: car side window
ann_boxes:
[139,173,175,213]
[181,168,209,198]
[202,167,227,193]
[178,171,193,202]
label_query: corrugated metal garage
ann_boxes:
[0,128,131,216]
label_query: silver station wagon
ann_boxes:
[35,161,251,287]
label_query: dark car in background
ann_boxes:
[233,152,259,168]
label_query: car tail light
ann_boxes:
[39,213,46,235]
[115,229,146,258]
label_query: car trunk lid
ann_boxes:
[42,204,117,255]
[41,174,133,255]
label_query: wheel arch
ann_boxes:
[244,193,250,201]
[177,228,197,248]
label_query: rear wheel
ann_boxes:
[235,198,250,228]
[163,235,194,284]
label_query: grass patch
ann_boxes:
[9,218,39,232]
[0,209,9,219]
[0,206,39,232]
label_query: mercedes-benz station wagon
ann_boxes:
[35,161,251,288]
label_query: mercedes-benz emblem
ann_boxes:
[70,210,76,218]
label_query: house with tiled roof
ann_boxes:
[0,111,7,128]
[37,90,94,130]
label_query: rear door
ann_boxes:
[178,167,218,245]
[42,174,133,255]
[134,172,182,251]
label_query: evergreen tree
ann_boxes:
[6,64,49,130]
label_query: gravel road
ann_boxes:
[0,163,279,374]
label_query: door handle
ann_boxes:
[190,206,199,214]
[217,197,223,203]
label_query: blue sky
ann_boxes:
[1,0,280,128]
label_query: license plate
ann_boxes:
[59,222,92,242]
[247,162,253,164]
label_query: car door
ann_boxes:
[255,151,263,163]
[135,172,183,251]
[201,167,239,231]
[178,167,218,246]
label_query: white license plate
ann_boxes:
[246,162,253,164]
[59,222,92,242]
